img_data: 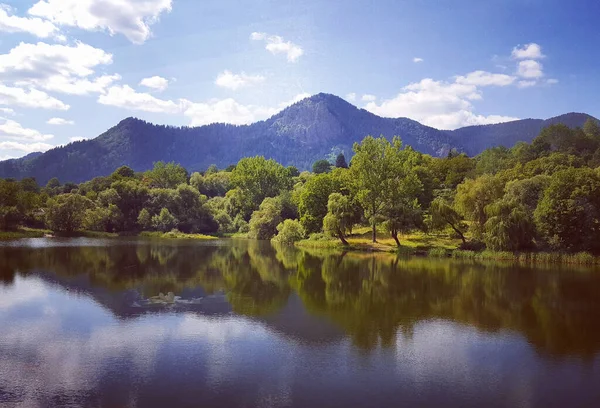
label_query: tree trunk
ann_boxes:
[391,230,400,247]
[372,222,377,243]
[450,223,467,245]
[338,229,349,246]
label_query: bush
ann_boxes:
[271,219,305,245]
[428,248,447,258]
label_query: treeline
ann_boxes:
[2,120,600,253]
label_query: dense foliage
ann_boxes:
[2,120,600,253]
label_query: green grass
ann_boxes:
[450,249,600,264]
[139,230,218,240]
[428,247,448,258]
[0,227,49,239]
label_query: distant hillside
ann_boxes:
[0,93,596,184]
[446,113,597,155]
[0,94,452,183]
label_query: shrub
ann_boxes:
[271,219,305,245]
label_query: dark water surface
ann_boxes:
[1,238,600,407]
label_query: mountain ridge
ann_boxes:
[0,93,597,183]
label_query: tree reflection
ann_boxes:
[1,239,600,357]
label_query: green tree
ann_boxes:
[455,174,504,238]
[349,135,409,242]
[152,208,178,232]
[111,165,135,179]
[534,167,600,252]
[231,156,291,209]
[335,153,348,169]
[137,208,152,230]
[312,159,332,174]
[323,193,354,245]
[271,219,305,245]
[248,197,283,240]
[111,180,149,231]
[428,197,468,244]
[296,172,341,234]
[46,194,94,232]
[484,199,536,251]
[145,161,188,189]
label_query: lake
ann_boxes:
[1,238,600,407]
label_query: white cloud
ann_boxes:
[0,84,69,110]
[0,141,54,152]
[364,73,518,130]
[0,41,117,95]
[98,85,183,113]
[0,118,54,142]
[511,43,544,60]
[0,4,58,38]
[546,78,559,85]
[69,136,88,142]
[215,70,265,90]
[0,107,15,115]
[47,117,74,125]
[250,32,304,62]
[28,0,173,44]
[139,76,169,92]
[361,94,376,102]
[455,71,515,87]
[517,80,537,88]
[345,93,356,102]
[413,57,423,63]
[517,60,543,79]
[100,79,310,127]
[184,93,310,127]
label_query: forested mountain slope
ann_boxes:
[0,93,596,183]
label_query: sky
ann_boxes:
[1,0,600,160]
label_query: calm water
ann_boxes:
[1,238,600,407]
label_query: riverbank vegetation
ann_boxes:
[2,120,600,257]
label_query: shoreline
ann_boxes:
[3,229,599,265]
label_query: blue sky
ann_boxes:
[1,0,600,160]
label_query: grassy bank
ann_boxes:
[445,249,600,265]
[0,227,50,240]
[297,228,461,254]
[139,231,218,240]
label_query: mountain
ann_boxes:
[0,93,596,184]
[446,113,597,155]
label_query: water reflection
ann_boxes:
[1,238,600,357]
[1,238,600,406]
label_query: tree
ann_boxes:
[428,197,468,244]
[296,173,341,234]
[46,194,93,232]
[190,171,231,197]
[484,199,536,251]
[83,205,122,232]
[248,197,284,240]
[271,219,305,245]
[534,167,600,252]
[137,208,152,230]
[145,161,188,189]
[583,118,600,142]
[313,159,332,174]
[111,180,149,231]
[152,208,178,232]
[46,177,60,189]
[454,174,504,238]
[384,199,423,247]
[111,166,135,179]
[231,156,291,209]
[335,153,348,169]
[323,193,354,245]
[349,135,409,243]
